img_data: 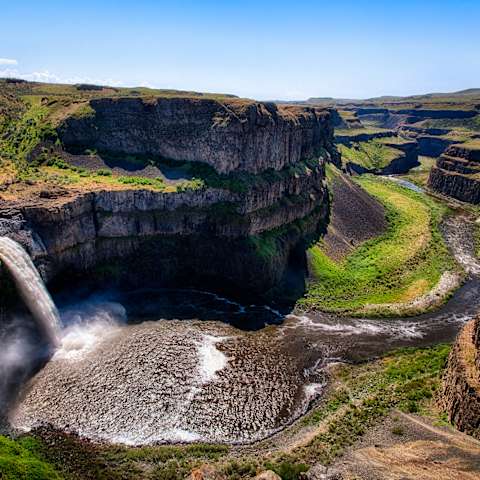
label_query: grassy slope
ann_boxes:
[0,436,63,480]
[338,141,401,170]
[335,127,390,136]
[287,344,451,466]
[0,345,451,480]
[300,176,455,314]
[420,115,480,133]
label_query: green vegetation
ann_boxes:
[292,345,451,465]
[70,103,96,119]
[338,141,401,171]
[0,78,241,188]
[0,435,63,480]
[300,176,455,314]
[118,175,166,188]
[400,155,437,187]
[335,127,391,136]
[421,115,480,133]
[376,136,413,146]
[0,98,58,179]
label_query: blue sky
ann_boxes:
[1,0,479,100]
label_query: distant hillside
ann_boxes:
[304,88,480,107]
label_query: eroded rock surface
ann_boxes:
[58,97,336,175]
[0,97,338,301]
[440,316,480,438]
[429,141,480,204]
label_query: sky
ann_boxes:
[1,0,479,100]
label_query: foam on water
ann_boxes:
[103,427,201,446]
[284,314,424,338]
[303,383,325,403]
[197,335,230,382]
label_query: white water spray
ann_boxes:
[0,237,60,348]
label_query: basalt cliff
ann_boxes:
[0,94,337,303]
[441,316,480,438]
[429,141,480,204]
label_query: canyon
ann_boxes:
[0,86,338,305]
[1,80,480,480]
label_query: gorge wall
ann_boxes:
[0,97,337,303]
[429,142,480,204]
[440,316,480,438]
[58,97,336,174]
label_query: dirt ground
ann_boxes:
[324,411,480,480]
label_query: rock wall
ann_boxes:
[0,176,329,301]
[429,143,480,204]
[335,130,394,145]
[417,136,457,157]
[58,97,336,175]
[440,317,480,438]
[1,97,337,303]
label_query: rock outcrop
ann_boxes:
[440,316,480,438]
[58,97,336,175]
[417,135,458,157]
[335,129,394,145]
[1,97,337,303]
[429,141,480,204]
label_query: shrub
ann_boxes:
[96,168,112,176]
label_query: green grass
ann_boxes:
[335,127,391,136]
[420,115,480,133]
[0,436,63,480]
[376,136,413,146]
[293,344,451,465]
[300,176,455,314]
[400,155,437,187]
[338,141,402,171]
[0,98,58,178]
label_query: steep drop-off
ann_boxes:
[440,316,480,438]
[0,96,337,303]
[58,97,336,174]
[429,141,480,204]
[320,169,387,260]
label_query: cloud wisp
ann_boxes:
[0,66,125,88]
[0,58,18,65]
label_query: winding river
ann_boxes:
[3,207,480,445]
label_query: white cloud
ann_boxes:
[0,58,18,65]
[0,67,125,88]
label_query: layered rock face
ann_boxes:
[1,97,336,302]
[58,97,335,174]
[440,317,480,438]
[429,142,480,204]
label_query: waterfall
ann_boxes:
[0,237,60,348]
